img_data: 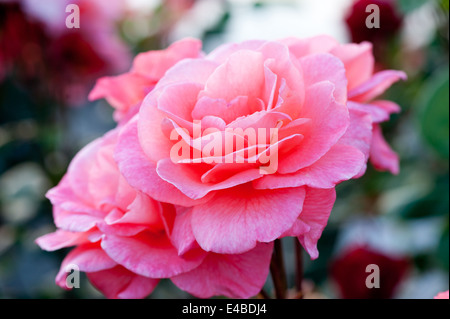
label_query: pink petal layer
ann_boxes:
[369,124,400,175]
[206,40,266,64]
[88,266,159,299]
[349,70,407,102]
[300,53,347,105]
[156,58,219,88]
[36,230,90,251]
[287,188,336,259]
[56,244,117,288]
[367,100,401,123]
[192,96,264,124]
[53,206,103,232]
[338,105,374,178]
[191,185,306,254]
[164,207,199,256]
[88,73,152,115]
[115,119,210,206]
[138,102,174,163]
[281,35,339,58]
[255,144,365,189]
[258,41,305,111]
[101,232,206,278]
[330,42,374,90]
[278,81,349,174]
[157,158,263,200]
[157,82,202,123]
[201,50,266,102]
[172,242,273,299]
[132,38,203,79]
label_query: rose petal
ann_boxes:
[300,53,347,105]
[206,40,266,64]
[155,58,219,88]
[101,232,206,278]
[55,244,117,288]
[349,70,407,102]
[157,82,203,123]
[291,188,336,259]
[88,266,159,299]
[254,144,365,189]
[157,158,263,200]
[191,185,306,254]
[200,50,266,102]
[338,105,374,178]
[278,81,349,174]
[88,72,153,121]
[115,119,210,206]
[132,38,203,79]
[172,242,273,299]
[369,124,399,175]
[281,35,339,58]
[330,42,374,90]
[36,230,90,251]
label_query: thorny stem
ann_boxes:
[270,239,288,299]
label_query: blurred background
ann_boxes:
[0,0,448,299]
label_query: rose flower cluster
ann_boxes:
[36,36,406,299]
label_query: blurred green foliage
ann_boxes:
[398,0,430,14]
[418,67,449,159]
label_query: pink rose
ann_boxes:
[37,36,407,299]
[434,290,449,299]
[36,128,272,299]
[281,35,407,174]
[115,37,380,259]
[89,38,203,122]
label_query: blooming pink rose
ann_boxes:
[36,128,272,299]
[115,37,379,259]
[281,35,407,174]
[89,38,203,122]
[434,291,449,299]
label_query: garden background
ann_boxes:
[0,0,448,299]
